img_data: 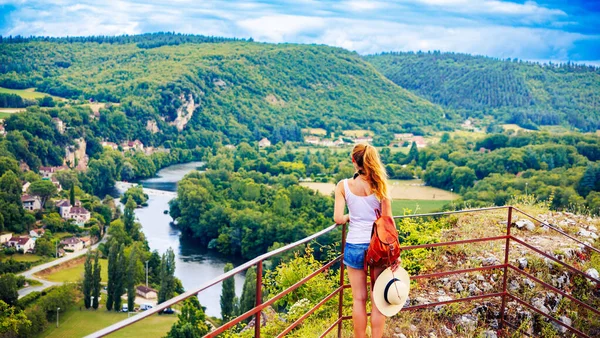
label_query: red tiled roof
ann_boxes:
[56,199,71,207]
[70,207,90,215]
[60,237,81,245]
[21,194,37,202]
[136,285,157,293]
[10,237,32,245]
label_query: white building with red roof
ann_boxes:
[7,237,35,252]
[29,228,46,238]
[21,194,42,211]
[56,200,91,225]
[60,237,83,252]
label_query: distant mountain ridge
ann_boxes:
[0,34,446,148]
[365,51,600,131]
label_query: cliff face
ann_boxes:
[169,93,198,132]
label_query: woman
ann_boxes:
[334,143,392,338]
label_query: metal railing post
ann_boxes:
[499,206,512,330]
[337,223,347,338]
[255,260,263,338]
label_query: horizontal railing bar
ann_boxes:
[503,321,535,337]
[208,255,342,337]
[393,206,508,220]
[507,264,600,317]
[85,223,340,338]
[399,235,508,251]
[506,293,591,338]
[402,292,504,311]
[411,264,505,280]
[510,236,600,284]
[320,317,343,338]
[512,207,600,254]
[276,286,343,338]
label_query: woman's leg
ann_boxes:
[347,266,368,338]
[370,266,387,338]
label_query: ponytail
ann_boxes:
[351,144,389,200]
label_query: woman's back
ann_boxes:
[343,178,380,244]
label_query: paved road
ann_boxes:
[18,236,108,298]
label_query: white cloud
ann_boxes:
[237,15,326,43]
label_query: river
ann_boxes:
[122,161,244,318]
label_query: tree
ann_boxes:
[113,245,127,311]
[239,266,257,315]
[126,249,137,312]
[70,185,76,206]
[0,300,30,337]
[0,274,19,306]
[158,248,176,304]
[123,196,137,237]
[106,242,118,311]
[405,141,419,164]
[165,298,208,338]
[451,166,477,192]
[34,236,54,257]
[0,170,25,233]
[92,251,101,309]
[220,263,235,321]
[28,180,57,208]
[83,249,93,309]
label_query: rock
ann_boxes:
[477,275,485,282]
[483,330,498,338]
[586,268,599,280]
[531,298,550,315]
[554,272,570,290]
[589,225,598,232]
[393,334,406,338]
[454,281,464,293]
[438,295,452,302]
[441,278,450,286]
[468,283,481,295]
[577,228,599,240]
[489,319,499,330]
[482,257,501,266]
[395,328,402,333]
[522,278,535,289]
[415,297,430,305]
[551,316,572,334]
[441,326,453,336]
[482,282,494,292]
[409,324,418,332]
[458,314,477,329]
[428,332,438,338]
[546,293,562,312]
[515,219,535,231]
[517,257,528,269]
[508,280,520,292]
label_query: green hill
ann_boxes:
[365,51,600,131]
[0,34,446,148]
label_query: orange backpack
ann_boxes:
[364,207,401,276]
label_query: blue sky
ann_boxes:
[0,0,598,64]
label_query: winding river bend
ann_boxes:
[122,162,244,318]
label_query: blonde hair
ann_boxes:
[352,143,389,200]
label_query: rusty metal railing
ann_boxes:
[85,206,600,337]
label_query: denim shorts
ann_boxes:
[343,243,370,269]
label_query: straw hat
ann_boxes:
[372,266,410,317]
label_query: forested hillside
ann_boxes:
[365,52,600,131]
[0,34,446,149]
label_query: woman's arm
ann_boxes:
[381,197,393,217]
[334,181,349,224]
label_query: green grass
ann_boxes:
[1,253,47,263]
[0,112,12,119]
[38,304,177,338]
[391,199,451,215]
[0,86,57,100]
[40,258,109,283]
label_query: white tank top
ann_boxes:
[343,179,381,244]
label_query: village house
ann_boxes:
[0,233,12,244]
[319,139,336,147]
[0,124,5,137]
[80,236,92,248]
[52,118,65,134]
[60,237,84,252]
[411,136,428,148]
[394,133,414,140]
[7,237,35,252]
[136,285,158,299]
[258,138,271,148]
[21,194,42,211]
[224,144,236,150]
[122,140,144,152]
[461,119,475,130]
[304,136,320,145]
[354,136,373,144]
[29,228,46,238]
[101,141,119,150]
[56,200,91,225]
[22,181,31,193]
[50,176,62,191]
[39,166,68,179]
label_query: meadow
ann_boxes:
[0,86,61,100]
[37,257,109,283]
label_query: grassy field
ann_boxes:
[38,304,177,338]
[0,111,13,119]
[301,127,327,136]
[0,87,58,100]
[342,129,373,137]
[38,258,109,283]
[2,253,47,263]
[391,199,451,215]
[0,107,26,113]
